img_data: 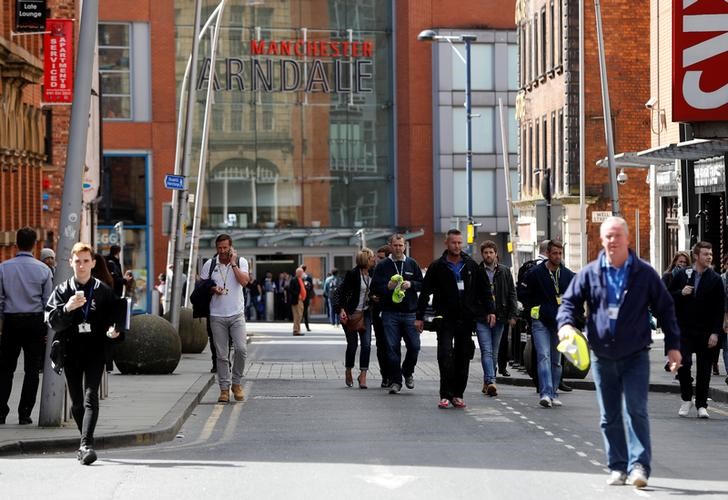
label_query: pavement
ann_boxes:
[1,322,727,456]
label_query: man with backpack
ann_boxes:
[323,269,341,326]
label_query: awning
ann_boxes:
[597,138,728,168]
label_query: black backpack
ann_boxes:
[190,257,217,318]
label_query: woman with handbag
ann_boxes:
[337,248,376,388]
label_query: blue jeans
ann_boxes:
[531,320,561,399]
[592,349,651,476]
[327,296,337,325]
[344,311,372,370]
[382,311,420,385]
[475,320,505,385]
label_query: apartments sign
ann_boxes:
[196,39,374,93]
[43,19,74,103]
[672,0,728,121]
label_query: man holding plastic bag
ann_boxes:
[557,216,681,489]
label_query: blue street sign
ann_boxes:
[164,174,185,190]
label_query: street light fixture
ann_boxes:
[418,29,478,254]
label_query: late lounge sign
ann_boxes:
[15,0,46,33]
[43,19,74,103]
[672,0,728,122]
[196,38,375,93]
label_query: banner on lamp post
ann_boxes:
[43,19,74,103]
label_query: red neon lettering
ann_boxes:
[362,41,373,58]
[294,40,304,56]
[341,41,351,57]
[280,41,291,56]
[352,42,361,57]
[267,42,278,55]
[250,40,266,55]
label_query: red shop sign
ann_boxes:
[43,19,74,103]
[672,0,728,122]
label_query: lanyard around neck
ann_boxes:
[548,267,561,295]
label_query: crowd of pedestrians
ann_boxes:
[4,219,728,484]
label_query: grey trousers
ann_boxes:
[209,313,247,390]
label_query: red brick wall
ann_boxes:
[396,0,516,265]
[100,0,176,277]
[581,0,651,259]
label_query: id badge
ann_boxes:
[456,280,464,291]
[78,322,92,333]
[607,304,619,320]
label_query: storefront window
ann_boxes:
[176,0,394,231]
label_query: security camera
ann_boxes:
[617,169,628,185]
[645,97,657,110]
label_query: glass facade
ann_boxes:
[175,0,395,236]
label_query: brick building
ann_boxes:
[516,0,652,269]
[0,1,76,261]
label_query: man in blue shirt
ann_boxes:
[0,227,53,425]
[558,216,681,489]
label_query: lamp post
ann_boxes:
[418,30,477,254]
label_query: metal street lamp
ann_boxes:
[418,30,478,254]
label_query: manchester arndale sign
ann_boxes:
[673,0,728,121]
[195,38,374,93]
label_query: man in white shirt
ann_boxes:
[200,234,250,403]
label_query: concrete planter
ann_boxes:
[165,307,208,354]
[114,314,181,374]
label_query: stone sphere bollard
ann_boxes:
[114,314,181,374]
[165,307,208,353]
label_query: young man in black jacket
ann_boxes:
[416,229,494,409]
[669,241,725,419]
[46,242,124,465]
[371,234,423,394]
[520,239,575,408]
[476,240,518,396]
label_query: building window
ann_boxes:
[542,115,547,190]
[451,44,493,90]
[519,27,526,87]
[532,17,537,81]
[99,22,151,121]
[99,23,131,119]
[557,1,563,66]
[558,109,564,192]
[508,44,519,91]
[453,170,496,216]
[528,123,534,194]
[508,107,518,154]
[549,1,555,71]
[551,111,557,194]
[540,8,546,77]
[453,107,495,153]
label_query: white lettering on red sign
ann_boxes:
[673,0,728,121]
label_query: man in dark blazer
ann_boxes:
[669,241,725,419]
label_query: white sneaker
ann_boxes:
[551,397,563,407]
[697,407,710,419]
[606,470,627,486]
[678,400,692,417]
[539,396,552,408]
[627,463,648,488]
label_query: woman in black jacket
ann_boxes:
[336,248,376,389]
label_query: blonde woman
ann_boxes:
[337,248,376,388]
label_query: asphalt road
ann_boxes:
[2,324,727,499]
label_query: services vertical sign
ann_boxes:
[43,19,74,103]
[673,0,728,121]
[15,0,46,33]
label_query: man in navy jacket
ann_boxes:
[668,241,724,419]
[520,239,574,408]
[557,216,681,489]
[371,234,423,394]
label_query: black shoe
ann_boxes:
[381,378,392,388]
[77,446,97,465]
[405,375,415,389]
[0,415,5,425]
[500,369,511,377]
[19,416,32,425]
[210,366,216,373]
[306,326,311,332]
[558,382,573,392]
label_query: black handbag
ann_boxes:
[190,258,217,318]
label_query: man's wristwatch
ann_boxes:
[232,264,238,269]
